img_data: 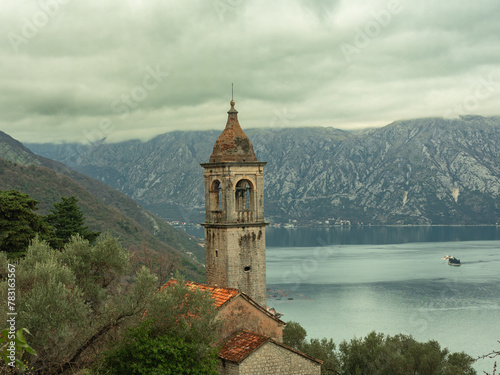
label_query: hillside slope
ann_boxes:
[0,131,205,281]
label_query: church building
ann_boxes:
[201,99,322,374]
[165,99,322,374]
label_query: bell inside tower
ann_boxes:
[235,179,254,222]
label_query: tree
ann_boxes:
[283,321,339,374]
[283,321,307,350]
[100,275,220,374]
[475,342,500,375]
[44,196,100,248]
[0,190,54,253]
[0,236,154,373]
[283,321,477,375]
[101,320,219,375]
[337,331,476,375]
[0,236,220,374]
[130,246,179,288]
[302,338,339,375]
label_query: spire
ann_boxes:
[209,100,257,163]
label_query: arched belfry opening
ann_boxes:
[235,179,254,222]
[210,180,223,223]
[200,99,268,307]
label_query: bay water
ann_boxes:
[265,226,500,373]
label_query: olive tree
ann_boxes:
[101,279,220,375]
[0,236,156,374]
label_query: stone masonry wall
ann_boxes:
[237,342,321,375]
[225,226,266,306]
[203,162,267,307]
[217,295,283,344]
[217,361,240,375]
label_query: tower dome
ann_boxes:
[209,100,257,163]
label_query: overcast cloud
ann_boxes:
[1,0,499,143]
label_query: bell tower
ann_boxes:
[201,99,267,307]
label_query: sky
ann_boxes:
[1,0,500,144]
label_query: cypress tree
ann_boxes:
[0,189,53,253]
[45,196,100,248]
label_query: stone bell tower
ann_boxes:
[201,99,267,307]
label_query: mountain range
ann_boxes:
[26,115,500,225]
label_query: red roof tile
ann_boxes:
[219,330,324,365]
[161,279,239,309]
[218,330,269,363]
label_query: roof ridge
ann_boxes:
[219,329,323,365]
[269,337,324,365]
[218,330,269,364]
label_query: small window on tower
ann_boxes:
[216,250,218,257]
[218,186,222,210]
[244,266,251,272]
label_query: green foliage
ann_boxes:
[58,234,130,309]
[0,328,36,370]
[0,236,157,374]
[302,337,339,374]
[130,246,179,288]
[0,159,205,280]
[145,277,220,348]
[0,190,53,253]
[100,277,220,375]
[44,196,100,248]
[284,321,339,374]
[13,238,93,369]
[0,235,213,374]
[283,322,477,375]
[283,321,307,350]
[102,320,218,375]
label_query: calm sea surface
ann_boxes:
[264,226,500,373]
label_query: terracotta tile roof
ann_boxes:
[161,279,239,309]
[160,279,285,324]
[218,330,269,363]
[219,330,324,365]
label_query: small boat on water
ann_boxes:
[442,254,461,266]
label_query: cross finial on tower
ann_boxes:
[232,83,234,100]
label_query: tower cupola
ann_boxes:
[209,100,257,163]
